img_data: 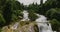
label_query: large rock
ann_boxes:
[2,21,37,32]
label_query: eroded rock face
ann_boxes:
[18,23,35,32]
[2,21,36,32]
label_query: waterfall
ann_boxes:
[35,13,53,32]
[2,10,56,32]
[21,10,30,21]
[8,11,54,32]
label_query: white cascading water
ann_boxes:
[11,22,19,30]
[21,10,30,21]
[35,13,53,32]
[12,10,30,30]
[11,10,54,32]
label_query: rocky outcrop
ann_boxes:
[2,21,37,32]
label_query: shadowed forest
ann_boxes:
[0,0,60,32]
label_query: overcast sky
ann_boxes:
[18,0,47,5]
